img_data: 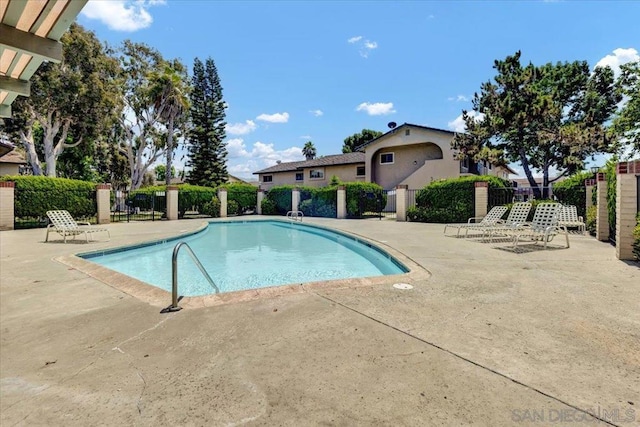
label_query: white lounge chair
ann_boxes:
[484,202,532,241]
[507,203,569,249]
[443,205,508,237]
[558,205,586,235]
[45,210,110,243]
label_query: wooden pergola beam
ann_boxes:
[0,75,30,97]
[0,23,62,63]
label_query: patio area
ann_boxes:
[1,217,638,426]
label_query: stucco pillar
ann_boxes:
[292,187,300,212]
[474,181,488,219]
[256,189,264,215]
[0,181,15,231]
[584,178,596,213]
[615,160,639,260]
[218,187,227,218]
[96,184,111,224]
[165,186,179,220]
[595,173,609,242]
[337,185,346,219]
[395,185,408,222]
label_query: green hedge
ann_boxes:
[410,175,510,223]
[553,171,591,219]
[0,175,97,220]
[261,198,277,215]
[201,197,221,217]
[219,183,258,213]
[344,182,386,217]
[586,205,597,236]
[605,159,617,239]
[265,185,296,214]
[131,184,217,217]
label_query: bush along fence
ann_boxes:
[1,168,638,262]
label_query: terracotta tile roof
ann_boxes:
[254,152,365,174]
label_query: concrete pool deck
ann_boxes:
[1,217,638,426]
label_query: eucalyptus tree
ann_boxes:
[302,141,317,160]
[611,60,640,155]
[452,51,620,198]
[2,23,120,177]
[186,57,228,187]
[116,40,168,190]
[149,59,190,185]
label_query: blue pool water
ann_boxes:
[81,220,407,296]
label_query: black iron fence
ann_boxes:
[111,190,167,222]
[14,188,97,229]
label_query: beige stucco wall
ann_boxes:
[258,163,364,189]
[364,127,459,190]
[0,164,20,176]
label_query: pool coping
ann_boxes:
[55,218,431,310]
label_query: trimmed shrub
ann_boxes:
[131,184,217,217]
[261,198,277,215]
[0,175,96,220]
[605,159,617,239]
[411,175,510,223]
[553,171,591,219]
[586,205,597,236]
[201,197,221,217]
[227,199,240,215]
[265,185,295,214]
[219,183,257,213]
[344,182,386,217]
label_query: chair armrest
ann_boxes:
[467,216,483,224]
[77,221,92,226]
[578,216,583,222]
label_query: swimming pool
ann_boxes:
[81,220,408,296]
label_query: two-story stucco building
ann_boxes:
[253,123,515,190]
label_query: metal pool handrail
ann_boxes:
[167,241,219,312]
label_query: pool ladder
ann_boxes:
[166,242,219,312]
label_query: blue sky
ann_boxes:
[78,0,640,180]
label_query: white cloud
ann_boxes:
[310,109,323,117]
[595,48,639,77]
[300,135,312,140]
[226,120,257,136]
[448,95,469,102]
[81,0,166,32]
[348,36,378,58]
[356,102,396,116]
[225,138,305,179]
[256,112,290,123]
[447,111,485,133]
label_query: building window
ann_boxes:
[380,153,394,164]
[356,166,365,176]
[295,172,303,181]
[309,169,324,179]
[405,128,410,136]
[262,175,273,183]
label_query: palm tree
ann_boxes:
[302,140,316,160]
[149,60,190,185]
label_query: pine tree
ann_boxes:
[187,57,228,187]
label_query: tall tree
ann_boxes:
[3,23,120,177]
[302,141,317,160]
[149,59,190,185]
[452,51,620,198]
[116,41,167,190]
[186,57,228,187]
[611,60,640,155]
[342,129,382,153]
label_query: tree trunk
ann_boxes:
[519,148,542,199]
[165,116,174,186]
[542,160,550,199]
[20,127,42,176]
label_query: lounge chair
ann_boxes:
[506,203,569,249]
[557,205,586,235]
[443,205,508,237]
[45,210,110,243]
[483,202,532,241]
